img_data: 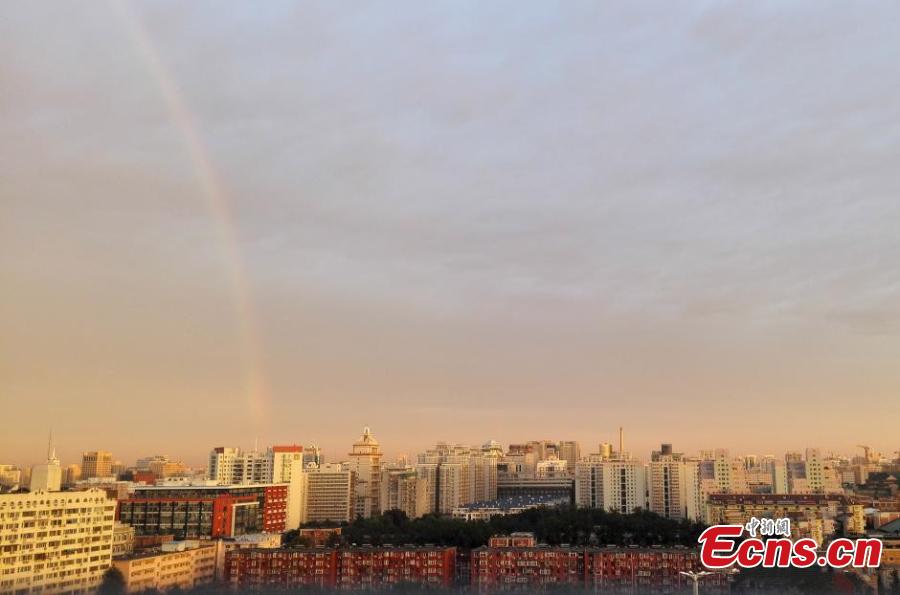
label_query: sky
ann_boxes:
[2,1,899,468]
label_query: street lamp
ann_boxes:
[680,568,739,595]
[680,571,712,595]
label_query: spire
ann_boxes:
[47,428,58,463]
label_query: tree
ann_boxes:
[98,567,125,595]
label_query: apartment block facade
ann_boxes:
[574,456,647,513]
[225,546,456,589]
[305,464,356,523]
[0,489,116,594]
[111,540,216,592]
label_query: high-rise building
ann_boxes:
[30,435,62,492]
[81,451,114,479]
[771,461,789,493]
[135,455,189,479]
[63,464,82,487]
[786,448,843,495]
[380,464,429,519]
[526,441,557,461]
[305,463,356,523]
[207,447,272,485]
[698,450,749,498]
[346,427,382,518]
[574,457,647,513]
[269,445,304,483]
[574,440,647,513]
[648,444,701,521]
[416,443,498,514]
[557,441,581,471]
[110,461,126,478]
[268,446,308,528]
[0,489,116,593]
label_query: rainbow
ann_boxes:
[112,0,268,428]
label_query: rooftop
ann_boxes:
[456,494,567,511]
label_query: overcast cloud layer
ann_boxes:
[2,1,899,466]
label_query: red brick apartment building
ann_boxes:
[226,546,456,589]
[472,533,584,589]
[585,548,727,593]
[472,533,727,593]
[226,548,340,588]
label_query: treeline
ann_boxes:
[289,506,706,548]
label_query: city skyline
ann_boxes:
[3,2,900,464]
[4,426,896,470]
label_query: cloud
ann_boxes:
[2,1,899,462]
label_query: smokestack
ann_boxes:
[618,426,624,457]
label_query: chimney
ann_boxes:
[618,426,624,457]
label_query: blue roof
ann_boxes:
[458,494,567,511]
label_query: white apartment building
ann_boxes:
[381,465,429,519]
[416,443,498,515]
[269,446,304,484]
[647,444,701,521]
[574,455,647,513]
[698,450,749,499]
[0,489,116,594]
[787,449,843,495]
[207,447,272,485]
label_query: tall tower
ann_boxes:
[30,430,62,492]
[348,427,383,518]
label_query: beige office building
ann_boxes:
[305,463,356,523]
[81,451,114,479]
[346,428,383,518]
[0,489,116,594]
[381,465,430,519]
[111,541,216,592]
